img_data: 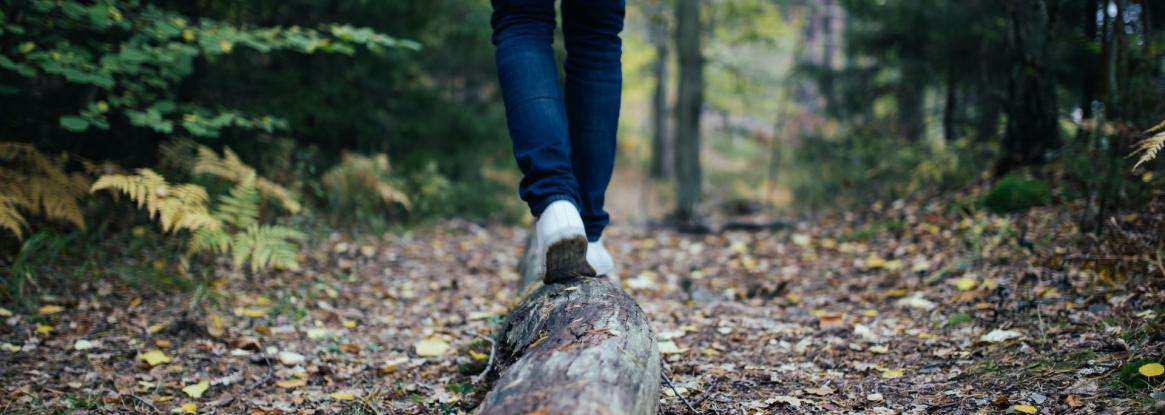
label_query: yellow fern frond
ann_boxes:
[0,195,27,239]
[92,169,220,233]
[0,142,89,237]
[1131,127,1165,171]
[321,152,412,212]
[230,224,305,272]
[193,146,301,213]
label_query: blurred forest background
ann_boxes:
[2,0,1165,412]
[3,0,1160,277]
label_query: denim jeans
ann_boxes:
[490,0,625,242]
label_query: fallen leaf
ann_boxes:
[234,307,267,318]
[895,294,936,311]
[330,391,356,400]
[867,393,884,402]
[38,305,64,315]
[2,342,21,352]
[275,378,307,389]
[278,351,306,366]
[0,307,12,317]
[35,324,53,335]
[658,340,683,354]
[767,395,802,408]
[139,350,171,367]
[415,338,450,357]
[179,402,197,414]
[182,380,209,398]
[1012,404,1037,414]
[468,349,488,362]
[804,385,834,396]
[954,276,978,291]
[980,329,1023,343]
[342,320,358,329]
[1139,362,1164,377]
[73,340,95,351]
[881,369,904,379]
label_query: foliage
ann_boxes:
[0,143,89,239]
[1130,118,1165,170]
[981,174,1051,214]
[789,124,990,208]
[92,146,304,272]
[1,0,416,140]
[320,152,410,220]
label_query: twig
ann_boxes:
[472,335,497,384]
[209,356,275,408]
[692,376,721,407]
[662,371,703,415]
[126,394,159,414]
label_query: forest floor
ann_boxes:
[3,195,1165,414]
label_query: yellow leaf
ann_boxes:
[234,307,267,318]
[180,402,197,414]
[329,391,356,400]
[148,323,166,334]
[414,338,450,357]
[1139,362,1164,377]
[954,277,978,291]
[1012,404,1037,414]
[38,305,64,315]
[342,320,357,329]
[254,296,272,306]
[468,349,488,362]
[880,369,904,379]
[36,324,53,335]
[865,254,887,269]
[139,349,171,367]
[0,307,11,317]
[275,378,307,389]
[861,309,878,317]
[182,380,209,398]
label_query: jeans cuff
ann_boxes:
[531,194,579,217]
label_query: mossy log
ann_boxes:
[477,277,661,415]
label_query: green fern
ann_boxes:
[91,169,220,233]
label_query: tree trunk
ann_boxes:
[674,0,703,222]
[476,277,661,415]
[943,64,957,141]
[998,0,1059,174]
[896,65,925,142]
[650,29,670,178]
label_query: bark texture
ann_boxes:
[477,277,661,415]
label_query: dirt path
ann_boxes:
[1,209,1163,414]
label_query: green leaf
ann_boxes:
[59,115,89,132]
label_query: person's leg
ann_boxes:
[491,0,581,216]
[561,0,625,242]
[492,0,594,283]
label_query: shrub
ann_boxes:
[981,173,1051,214]
[320,152,411,223]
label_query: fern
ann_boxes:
[0,142,89,238]
[322,152,412,214]
[193,146,301,213]
[91,169,220,233]
[1131,118,1165,170]
[229,225,306,272]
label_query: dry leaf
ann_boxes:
[275,378,307,389]
[179,402,197,414]
[182,380,209,398]
[658,340,683,354]
[278,351,306,366]
[38,305,64,315]
[767,395,802,408]
[139,350,171,367]
[415,338,450,357]
[1012,404,1037,414]
[980,329,1023,343]
[330,391,356,400]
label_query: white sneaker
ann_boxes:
[587,238,617,280]
[521,200,594,285]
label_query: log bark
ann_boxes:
[477,277,661,415]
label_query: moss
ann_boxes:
[982,174,1051,214]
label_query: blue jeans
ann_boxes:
[491,0,625,242]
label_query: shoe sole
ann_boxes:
[543,236,595,283]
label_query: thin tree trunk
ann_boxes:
[896,66,925,142]
[650,40,670,178]
[998,0,1059,174]
[674,0,703,222]
[943,63,957,141]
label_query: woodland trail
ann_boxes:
[2,207,1163,414]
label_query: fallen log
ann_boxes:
[477,277,661,415]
